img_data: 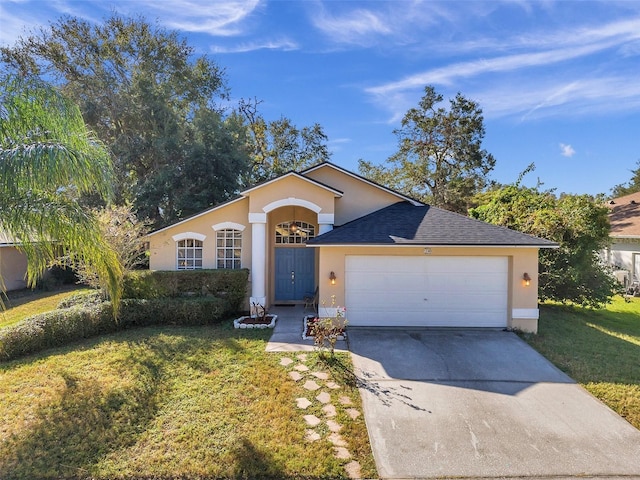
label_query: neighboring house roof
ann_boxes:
[607,191,640,238]
[308,202,558,247]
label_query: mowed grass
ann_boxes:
[0,287,91,329]
[0,323,376,479]
[522,296,640,430]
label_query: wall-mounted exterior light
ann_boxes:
[523,272,531,286]
[329,271,336,285]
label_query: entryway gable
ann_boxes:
[244,173,341,216]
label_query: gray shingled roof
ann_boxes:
[308,202,557,247]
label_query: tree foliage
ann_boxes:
[238,98,331,183]
[611,159,640,197]
[359,86,495,213]
[0,74,122,311]
[72,205,150,289]
[470,168,617,307]
[1,14,248,227]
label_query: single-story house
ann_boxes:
[0,233,28,291]
[147,162,556,333]
[604,191,640,286]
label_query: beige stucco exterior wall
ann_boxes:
[304,165,405,225]
[247,175,337,215]
[315,245,541,332]
[148,198,251,271]
[0,246,28,291]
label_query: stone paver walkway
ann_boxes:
[278,353,363,479]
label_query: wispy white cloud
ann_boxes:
[311,6,391,46]
[0,0,263,44]
[211,38,298,54]
[123,0,262,36]
[367,32,638,96]
[309,0,455,47]
[560,143,576,157]
[477,76,640,120]
[327,137,351,152]
[365,16,640,121]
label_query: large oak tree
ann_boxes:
[359,86,495,214]
[2,14,248,227]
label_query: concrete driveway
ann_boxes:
[348,329,640,479]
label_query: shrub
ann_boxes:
[0,297,231,361]
[119,297,230,328]
[0,304,115,360]
[57,289,104,309]
[122,271,169,299]
[122,269,249,312]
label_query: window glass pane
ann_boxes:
[176,237,203,270]
[215,229,242,269]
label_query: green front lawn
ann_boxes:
[522,296,640,430]
[0,324,376,479]
[0,287,91,329]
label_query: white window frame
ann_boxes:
[275,221,316,244]
[172,232,206,270]
[215,229,243,269]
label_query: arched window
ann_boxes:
[275,221,315,244]
[177,238,203,270]
[216,229,242,269]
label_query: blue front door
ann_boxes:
[275,248,315,301]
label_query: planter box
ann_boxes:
[234,314,277,329]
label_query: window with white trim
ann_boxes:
[177,238,203,270]
[275,221,315,244]
[216,229,242,269]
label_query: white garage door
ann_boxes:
[345,255,508,327]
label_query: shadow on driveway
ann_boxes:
[349,328,640,479]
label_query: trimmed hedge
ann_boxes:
[0,297,230,361]
[0,270,250,361]
[123,269,249,312]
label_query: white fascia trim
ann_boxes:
[512,308,539,320]
[248,212,267,224]
[172,231,207,242]
[212,222,246,232]
[317,213,335,224]
[262,197,322,214]
[146,197,245,238]
[611,235,640,239]
[302,162,422,206]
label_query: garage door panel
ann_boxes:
[346,256,508,327]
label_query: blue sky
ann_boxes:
[1,1,639,196]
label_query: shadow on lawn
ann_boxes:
[0,329,214,480]
[0,366,161,479]
[231,437,286,479]
[532,304,639,386]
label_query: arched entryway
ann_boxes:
[249,195,334,307]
